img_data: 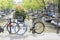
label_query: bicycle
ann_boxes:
[13,16,27,35]
[30,13,45,34]
[0,18,20,34]
[13,11,45,35]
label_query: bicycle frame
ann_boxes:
[0,18,16,34]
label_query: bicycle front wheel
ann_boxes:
[7,22,20,34]
[14,23,27,35]
[34,22,45,34]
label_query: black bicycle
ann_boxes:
[27,10,45,34]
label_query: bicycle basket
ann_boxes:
[17,16,24,22]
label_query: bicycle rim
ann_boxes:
[34,22,45,34]
[7,22,20,34]
[14,23,27,35]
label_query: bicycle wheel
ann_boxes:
[14,22,27,35]
[7,22,20,34]
[34,22,45,34]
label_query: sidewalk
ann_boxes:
[0,13,60,40]
[0,32,60,40]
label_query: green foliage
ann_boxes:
[23,0,56,10]
[23,0,44,10]
[13,5,26,19]
[0,0,14,10]
[14,10,26,19]
[58,0,60,13]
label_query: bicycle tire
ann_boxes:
[7,22,20,34]
[14,22,27,35]
[34,22,45,34]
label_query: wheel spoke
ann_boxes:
[7,22,20,34]
[34,22,45,34]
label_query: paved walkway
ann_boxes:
[0,32,60,40]
[0,12,60,40]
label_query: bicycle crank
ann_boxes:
[30,27,36,34]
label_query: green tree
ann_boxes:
[0,0,14,10]
[58,0,60,13]
[23,0,44,10]
[22,0,54,10]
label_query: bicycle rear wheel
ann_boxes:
[7,22,20,34]
[34,22,45,34]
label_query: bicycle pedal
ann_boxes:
[32,30,36,34]
[32,29,36,34]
